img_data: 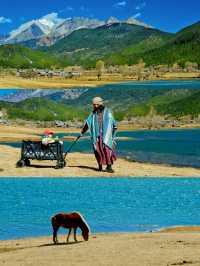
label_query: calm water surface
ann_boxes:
[3,128,200,168]
[1,178,200,240]
[1,80,200,167]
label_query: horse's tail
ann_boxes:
[51,215,59,244]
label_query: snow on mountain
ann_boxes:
[36,17,105,46]
[0,34,8,44]
[6,13,65,43]
[53,17,104,39]
[0,89,87,103]
[126,17,153,28]
[38,13,65,32]
[106,17,120,26]
[3,14,152,46]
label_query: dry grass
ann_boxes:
[0,73,199,89]
[0,75,126,89]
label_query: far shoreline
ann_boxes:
[0,73,200,89]
[1,123,200,143]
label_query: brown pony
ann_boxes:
[51,212,90,244]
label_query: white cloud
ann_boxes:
[135,2,146,10]
[133,12,141,18]
[0,16,12,24]
[64,6,74,11]
[59,6,74,13]
[114,1,127,8]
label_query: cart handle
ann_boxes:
[64,135,81,159]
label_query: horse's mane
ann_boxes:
[75,212,90,232]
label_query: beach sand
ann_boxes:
[1,229,200,266]
[1,144,200,177]
[1,125,200,177]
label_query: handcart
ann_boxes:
[16,140,65,169]
[16,136,81,169]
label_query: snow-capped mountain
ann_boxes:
[5,13,65,44]
[2,14,152,47]
[35,17,105,47]
[0,89,87,103]
[0,34,8,44]
[126,17,153,28]
[53,17,104,39]
[106,17,120,26]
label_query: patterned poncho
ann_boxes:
[86,107,117,150]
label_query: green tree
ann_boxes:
[96,60,105,80]
[184,61,198,72]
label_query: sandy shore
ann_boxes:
[1,125,200,178]
[1,229,200,266]
[1,144,200,177]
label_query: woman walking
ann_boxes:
[81,97,117,173]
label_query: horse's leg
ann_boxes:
[74,228,78,242]
[66,228,72,242]
[53,227,59,244]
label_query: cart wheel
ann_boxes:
[55,160,65,169]
[24,159,31,167]
[16,160,25,168]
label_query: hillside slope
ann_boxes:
[0,44,68,68]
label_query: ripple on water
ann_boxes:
[0,177,200,240]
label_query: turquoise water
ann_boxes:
[3,128,200,168]
[85,79,200,93]
[1,80,200,168]
[1,81,200,242]
[1,178,200,240]
[0,89,17,95]
[72,128,200,168]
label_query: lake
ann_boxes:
[3,128,200,168]
[1,79,200,168]
[1,177,200,240]
[1,81,200,241]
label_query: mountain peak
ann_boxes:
[2,14,153,46]
[6,13,65,43]
[39,13,65,29]
[106,17,119,25]
[126,17,153,28]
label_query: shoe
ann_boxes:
[98,165,103,171]
[105,165,114,173]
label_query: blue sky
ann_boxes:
[0,0,199,34]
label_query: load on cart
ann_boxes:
[16,129,80,169]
